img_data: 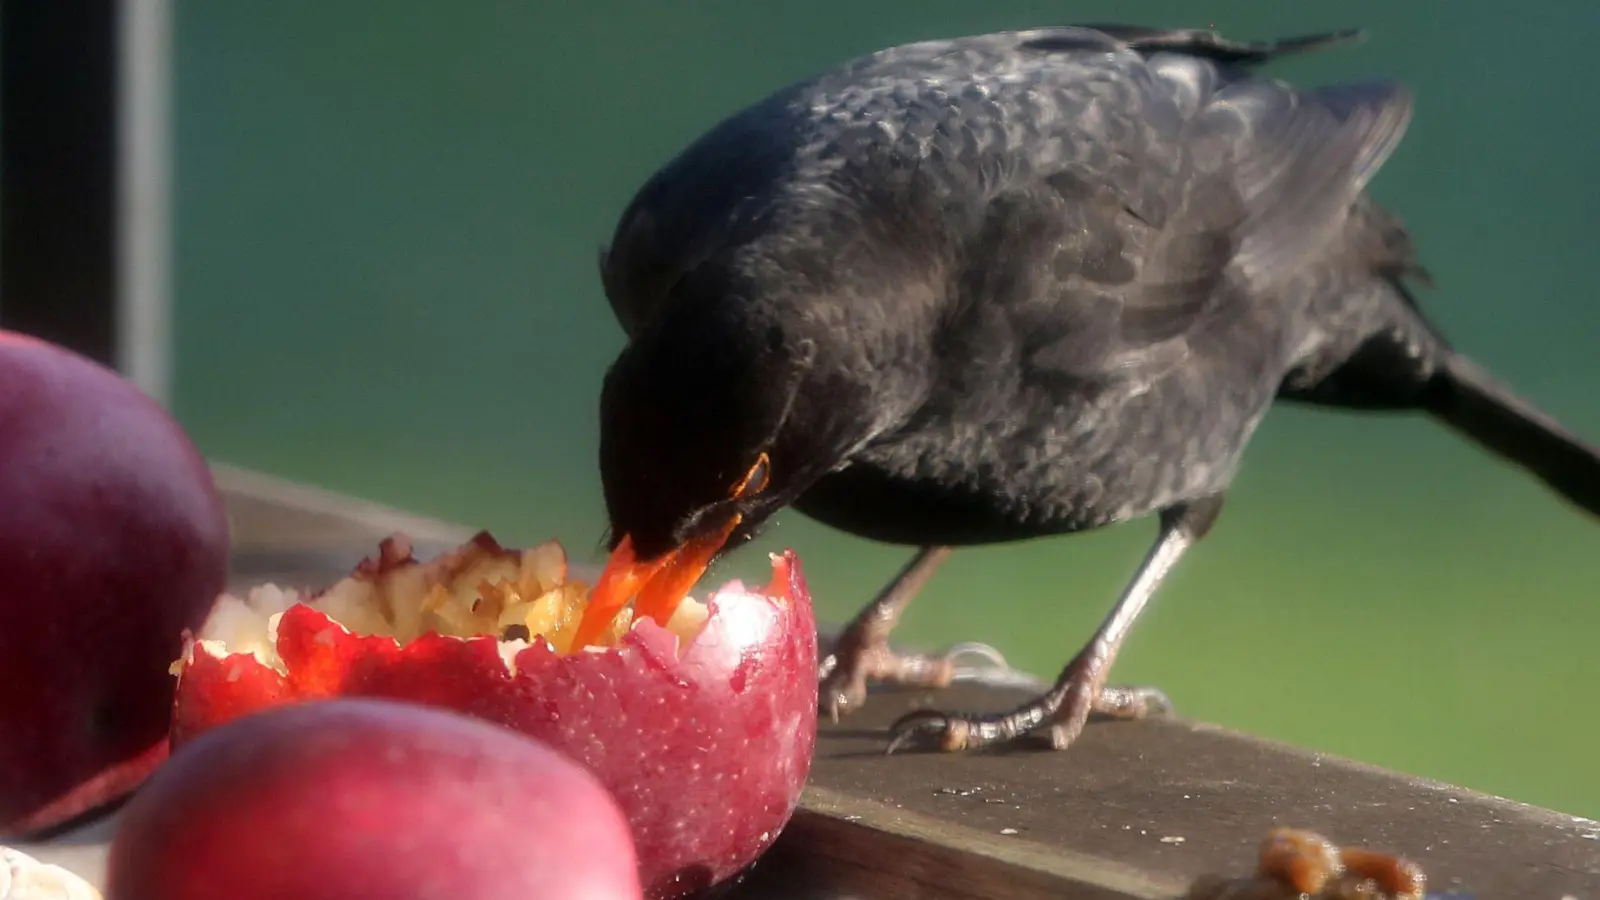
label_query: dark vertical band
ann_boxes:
[1,0,121,365]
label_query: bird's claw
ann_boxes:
[884,709,972,755]
[818,641,1014,723]
[817,655,869,724]
[882,674,1175,755]
[943,641,1010,673]
[1096,683,1175,719]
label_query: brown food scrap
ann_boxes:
[1185,828,1427,900]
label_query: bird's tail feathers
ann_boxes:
[1036,25,1365,67]
[1428,353,1600,518]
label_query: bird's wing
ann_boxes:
[596,25,1370,342]
[996,38,1413,379]
[1212,79,1413,289]
[600,23,1412,365]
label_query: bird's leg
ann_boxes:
[819,545,994,721]
[886,496,1223,754]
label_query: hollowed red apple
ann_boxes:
[171,533,818,900]
[0,331,230,839]
[107,698,643,900]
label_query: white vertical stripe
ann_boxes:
[116,0,174,405]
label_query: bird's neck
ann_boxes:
[759,288,945,487]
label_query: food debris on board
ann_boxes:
[1184,828,1429,900]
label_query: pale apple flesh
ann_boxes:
[184,532,715,678]
[1,845,105,900]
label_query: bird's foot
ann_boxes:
[884,652,1171,754]
[818,639,1011,723]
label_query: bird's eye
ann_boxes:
[733,453,771,498]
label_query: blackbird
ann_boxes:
[580,24,1600,754]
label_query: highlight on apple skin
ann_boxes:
[170,533,820,900]
[0,331,231,840]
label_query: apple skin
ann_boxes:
[105,698,643,900]
[0,331,230,839]
[173,548,819,900]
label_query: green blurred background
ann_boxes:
[170,2,1600,817]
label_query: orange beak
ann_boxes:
[573,454,769,649]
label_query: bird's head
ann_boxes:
[574,295,822,646]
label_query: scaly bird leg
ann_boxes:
[886,496,1224,754]
[820,546,1016,721]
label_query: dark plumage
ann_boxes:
[590,24,1600,753]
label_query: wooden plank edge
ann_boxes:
[209,460,476,545]
[755,784,1185,900]
[1178,717,1596,835]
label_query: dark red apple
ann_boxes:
[170,533,818,900]
[105,698,642,900]
[0,331,230,839]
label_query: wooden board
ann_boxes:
[764,690,1600,898]
[15,464,1600,899]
